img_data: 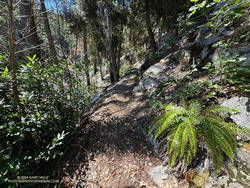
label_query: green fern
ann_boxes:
[149,101,250,174]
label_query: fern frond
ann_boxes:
[148,104,180,135]
[148,113,167,135]
[205,138,224,174]
[150,100,250,174]
[164,104,175,112]
[153,107,186,139]
[200,125,225,174]
[179,123,189,159]
[185,149,193,167]
[179,117,197,162]
[188,100,201,116]
[169,122,186,167]
[206,117,236,142]
[234,124,250,137]
[187,117,197,156]
[205,105,239,117]
[203,117,236,160]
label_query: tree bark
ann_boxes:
[8,0,20,106]
[40,0,58,62]
[97,52,104,80]
[117,40,122,71]
[94,59,98,75]
[105,0,119,83]
[19,0,41,58]
[83,25,91,86]
[145,0,157,52]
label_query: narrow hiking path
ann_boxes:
[80,71,161,187]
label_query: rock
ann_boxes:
[132,85,144,96]
[237,147,250,169]
[221,97,250,131]
[228,182,244,188]
[233,46,250,54]
[212,49,224,71]
[141,76,159,90]
[148,165,168,187]
[192,172,209,188]
[241,53,250,67]
[200,36,220,47]
[242,143,250,154]
[144,57,170,78]
[179,49,192,67]
[145,62,166,76]
[222,30,234,37]
[133,76,160,96]
[201,47,210,60]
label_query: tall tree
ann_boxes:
[105,0,120,83]
[97,52,104,80]
[82,24,91,86]
[19,0,41,58]
[40,0,58,62]
[81,0,91,86]
[7,0,20,106]
[144,0,157,52]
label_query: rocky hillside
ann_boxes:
[129,1,250,187]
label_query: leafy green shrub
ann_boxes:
[211,42,250,94]
[0,55,96,184]
[178,81,221,102]
[149,100,250,174]
[160,34,177,51]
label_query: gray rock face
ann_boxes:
[148,165,168,187]
[145,63,166,78]
[140,76,160,90]
[232,46,250,54]
[134,56,170,97]
[221,97,250,130]
[133,76,160,96]
[201,36,220,47]
[241,53,250,67]
[237,148,250,169]
[144,58,169,80]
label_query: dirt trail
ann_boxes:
[79,71,161,187]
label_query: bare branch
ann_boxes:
[15,43,45,54]
[0,43,8,52]
[15,30,38,45]
[14,0,22,7]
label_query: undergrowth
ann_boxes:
[0,55,97,185]
[149,100,250,174]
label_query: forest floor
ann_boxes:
[58,71,164,188]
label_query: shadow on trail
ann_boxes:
[36,71,160,187]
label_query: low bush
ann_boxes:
[0,54,96,184]
[149,100,250,174]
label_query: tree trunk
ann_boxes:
[117,40,122,71]
[94,59,98,75]
[105,0,119,83]
[8,0,20,106]
[19,0,41,58]
[97,52,104,80]
[40,0,58,62]
[83,25,91,86]
[145,0,157,52]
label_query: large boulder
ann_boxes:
[221,96,250,130]
[133,76,160,97]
